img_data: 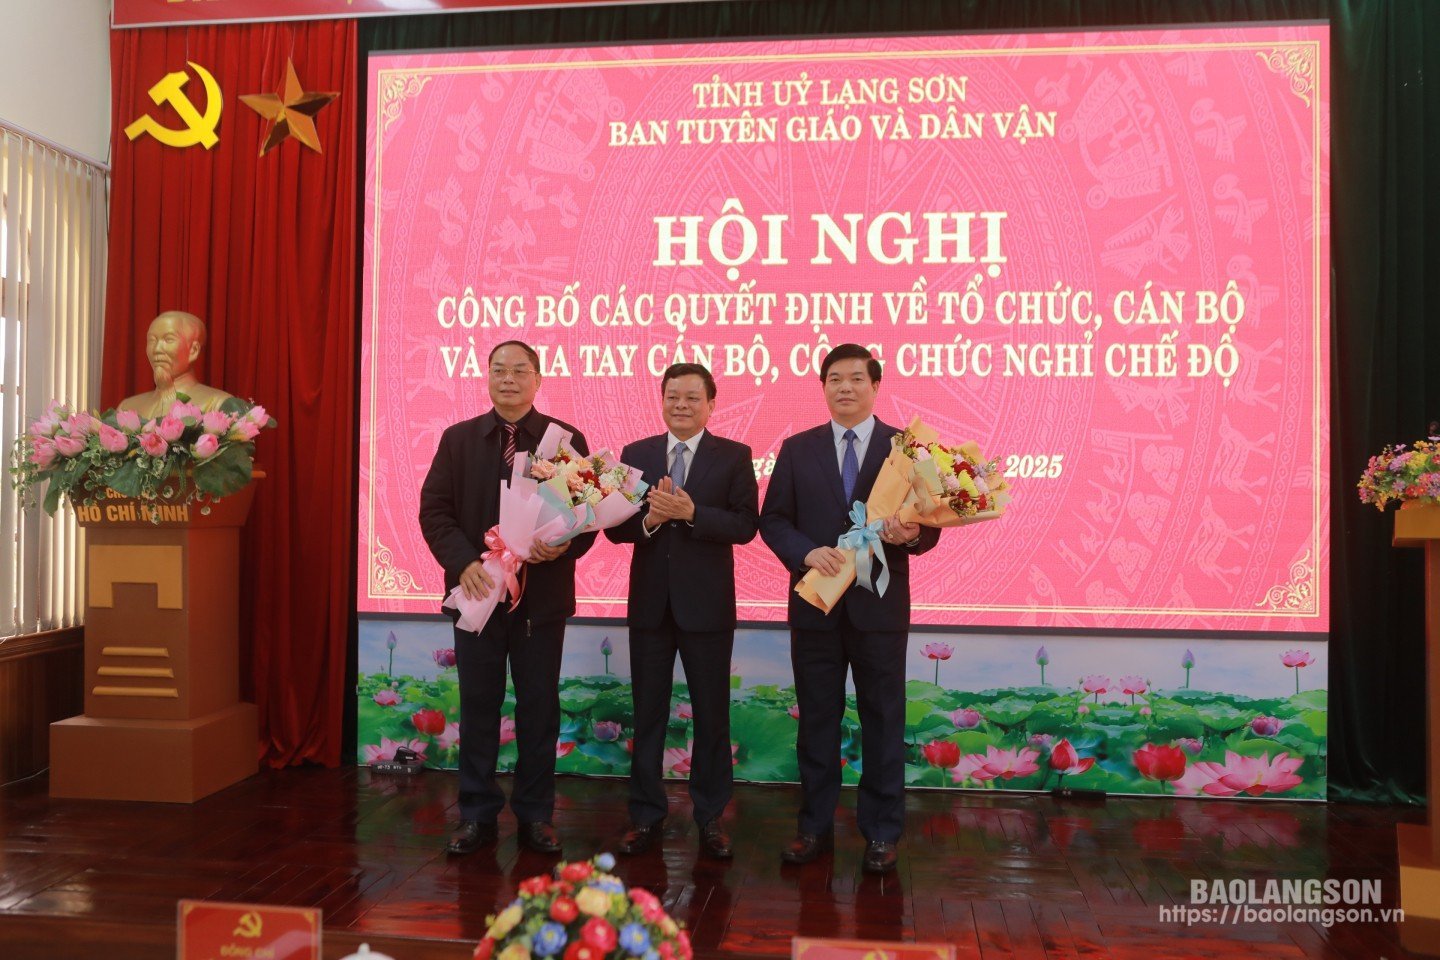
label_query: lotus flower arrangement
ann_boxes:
[9,396,274,515]
[473,853,692,960]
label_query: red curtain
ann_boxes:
[103,20,357,766]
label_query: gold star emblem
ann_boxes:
[239,59,338,156]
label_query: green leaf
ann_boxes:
[108,460,143,497]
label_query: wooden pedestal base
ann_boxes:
[1400,823,1440,956]
[50,703,258,803]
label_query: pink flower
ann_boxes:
[1133,743,1187,782]
[432,648,457,668]
[373,689,401,707]
[499,715,516,746]
[193,433,221,460]
[169,400,202,420]
[530,459,558,479]
[1176,738,1204,756]
[1250,716,1284,737]
[1177,751,1304,798]
[138,431,168,457]
[1119,675,1148,696]
[1077,704,1090,715]
[664,743,693,776]
[921,740,961,769]
[245,404,271,427]
[411,708,446,737]
[674,702,694,721]
[98,423,130,454]
[157,415,185,442]
[970,745,1041,781]
[922,642,954,661]
[1048,739,1095,777]
[437,722,460,751]
[1139,706,1153,716]
[63,413,96,436]
[1280,649,1314,668]
[556,740,577,758]
[950,707,983,729]
[201,410,233,435]
[950,753,989,784]
[228,420,260,442]
[28,437,57,469]
[592,720,623,742]
[1081,674,1110,696]
[54,433,86,457]
[787,704,800,720]
[115,409,142,432]
[1028,733,1054,750]
[363,737,427,764]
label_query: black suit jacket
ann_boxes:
[605,431,759,631]
[418,408,596,623]
[759,418,940,632]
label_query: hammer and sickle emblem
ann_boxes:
[124,61,223,149]
[232,911,264,939]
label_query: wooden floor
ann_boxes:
[0,767,1425,959]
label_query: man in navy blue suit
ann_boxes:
[759,343,941,874]
[606,363,759,859]
[418,340,596,857]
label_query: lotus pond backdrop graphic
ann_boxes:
[358,623,1327,800]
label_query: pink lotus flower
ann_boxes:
[193,433,221,460]
[787,704,800,720]
[169,400,202,420]
[432,647,457,668]
[922,740,961,769]
[1081,674,1110,697]
[1119,675,1148,696]
[54,433,86,457]
[556,740,577,758]
[138,431,168,457]
[950,707,983,729]
[228,420,260,442]
[201,410,233,434]
[970,745,1041,781]
[499,715,516,746]
[28,437,57,469]
[592,720,623,742]
[1280,649,1314,668]
[411,708,446,736]
[1250,716,1284,737]
[1048,739,1095,777]
[1133,743,1187,782]
[63,412,97,436]
[1176,737,1204,756]
[1077,704,1090,715]
[245,404,271,427]
[98,423,130,454]
[1176,751,1304,797]
[950,752,990,784]
[922,642,954,661]
[1139,706,1153,717]
[115,409,142,432]
[364,737,427,764]
[674,702,694,721]
[1028,733,1054,750]
[373,689,402,707]
[437,722,460,751]
[157,415,186,442]
[664,744,693,776]
[31,403,67,437]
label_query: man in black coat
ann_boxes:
[418,340,595,856]
[759,343,941,874]
[605,363,758,859]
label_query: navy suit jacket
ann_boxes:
[605,431,759,632]
[759,418,940,632]
[418,408,596,623]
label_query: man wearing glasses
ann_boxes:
[419,340,595,856]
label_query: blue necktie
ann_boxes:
[670,441,688,488]
[841,429,859,502]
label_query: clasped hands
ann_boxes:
[804,516,920,577]
[459,537,570,600]
[642,476,695,530]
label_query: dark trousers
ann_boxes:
[453,611,565,824]
[791,618,907,843]
[627,605,734,827]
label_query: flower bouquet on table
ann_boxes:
[473,853,692,960]
[796,415,1010,612]
[1357,435,1440,510]
[8,397,275,516]
[445,422,647,634]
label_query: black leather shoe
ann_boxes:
[862,840,898,874]
[780,831,833,864]
[618,820,663,855]
[446,820,497,855]
[698,820,733,860]
[517,820,562,854]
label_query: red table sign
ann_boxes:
[178,901,320,960]
[793,938,956,960]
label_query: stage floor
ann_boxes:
[0,767,1424,959]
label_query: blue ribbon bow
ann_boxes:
[835,501,890,597]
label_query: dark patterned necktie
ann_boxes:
[502,421,517,471]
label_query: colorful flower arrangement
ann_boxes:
[473,853,692,960]
[8,396,274,514]
[895,423,1004,519]
[529,440,647,509]
[1357,436,1440,510]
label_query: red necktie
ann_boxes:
[502,421,517,471]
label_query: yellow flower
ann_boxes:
[956,471,978,497]
[488,904,524,940]
[576,886,611,917]
[659,917,679,937]
[497,944,531,960]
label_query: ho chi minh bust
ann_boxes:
[117,311,233,419]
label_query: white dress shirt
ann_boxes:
[643,429,705,536]
[831,416,876,474]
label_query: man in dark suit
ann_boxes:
[759,343,941,874]
[418,339,595,856]
[605,363,758,859]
